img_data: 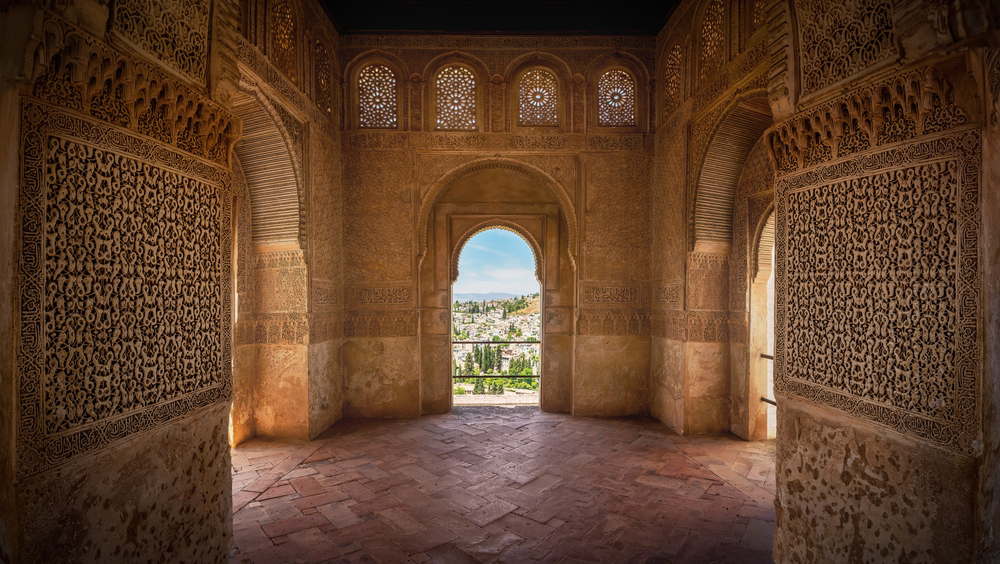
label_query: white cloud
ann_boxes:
[468,244,510,257]
[483,268,536,281]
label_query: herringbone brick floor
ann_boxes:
[230,407,776,564]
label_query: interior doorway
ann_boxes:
[750,213,776,439]
[451,228,541,406]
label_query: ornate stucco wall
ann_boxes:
[0,0,242,558]
[338,36,657,417]
[649,0,998,560]
[0,0,997,561]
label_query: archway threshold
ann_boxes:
[453,389,539,406]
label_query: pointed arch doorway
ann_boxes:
[451,225,543,406]
[417,160,578,415]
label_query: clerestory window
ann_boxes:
[518,69,558,127]
[435,66,477,130]
[597,69,636,127]
[357,64,397,129]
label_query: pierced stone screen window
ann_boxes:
[663,45,682,117]
[315,41,332,117]
[436,66,477,130]
[358,64,398,128]
[519,69,558,126]
[270,0,296,83]
[598,70,636,127]
[700,0,725,82]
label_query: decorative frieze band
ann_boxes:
[344,310,418,337]
[347,285,414,309]
[578,309,651,336]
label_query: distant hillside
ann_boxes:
[453,292,518,302]
[511,297,540,316]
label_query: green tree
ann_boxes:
[473,379,485,394]
[464,352,475,375]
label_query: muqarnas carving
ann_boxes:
[113,0,210,82]
[776,131,981,454]
[768,66,967,174]
[29,17,236,165]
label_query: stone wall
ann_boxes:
[0,0,242,558]
[338,37,657,417]
[648,0,998,559]
[766,12,988,562]
[979,46,1000,563]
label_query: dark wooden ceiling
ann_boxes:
[325,1,679,35]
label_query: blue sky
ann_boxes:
[454,229,539,295]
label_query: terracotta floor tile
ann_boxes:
[230,407,775,563]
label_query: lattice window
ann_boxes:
[663,45,683,118]
[270,0,296,83]
[700,0,725,83]
[315,41,332,117]
[435,66,477,130]
[519,69,558,126]
[752,0,767,30]
[598,70,636,127]
[358,64,397,128]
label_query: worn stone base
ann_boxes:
[774,397,975,564]
[15,404,231,564]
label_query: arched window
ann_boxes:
[700,0,725,83]
[518,69,558,126]
[663,45,682,118]
[358,64,398,129]
[315,41,332,117]
[270,0,296,83]
[597,69,636,127]
[435,66,477,130]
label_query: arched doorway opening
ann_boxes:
[451,227,542,406]
[416,158,578,415]
[749,212,775,439]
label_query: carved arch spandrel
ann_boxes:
[418,158,579,270]
[451,221,543,286]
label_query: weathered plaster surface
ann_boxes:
[541,334,573,414]
[420,334,452,415]
[343,338,420,418]
[18,404,231,564]
[683,341,729,434]
[775,398,975,564]
[255,344,310,439]
[978,62,1000,562]
[650,337,685,431]
[309,340,344,438]
[231,343,259,445]
[573,335,649,416]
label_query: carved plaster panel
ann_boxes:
[795,0,897,97]
[578,309,651,336]
[17,101,231,478]
[347,286,414,309]
[344,310,418,337]
[775,130,981,454]
[112,0,210,83]
[687,252,730,311]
